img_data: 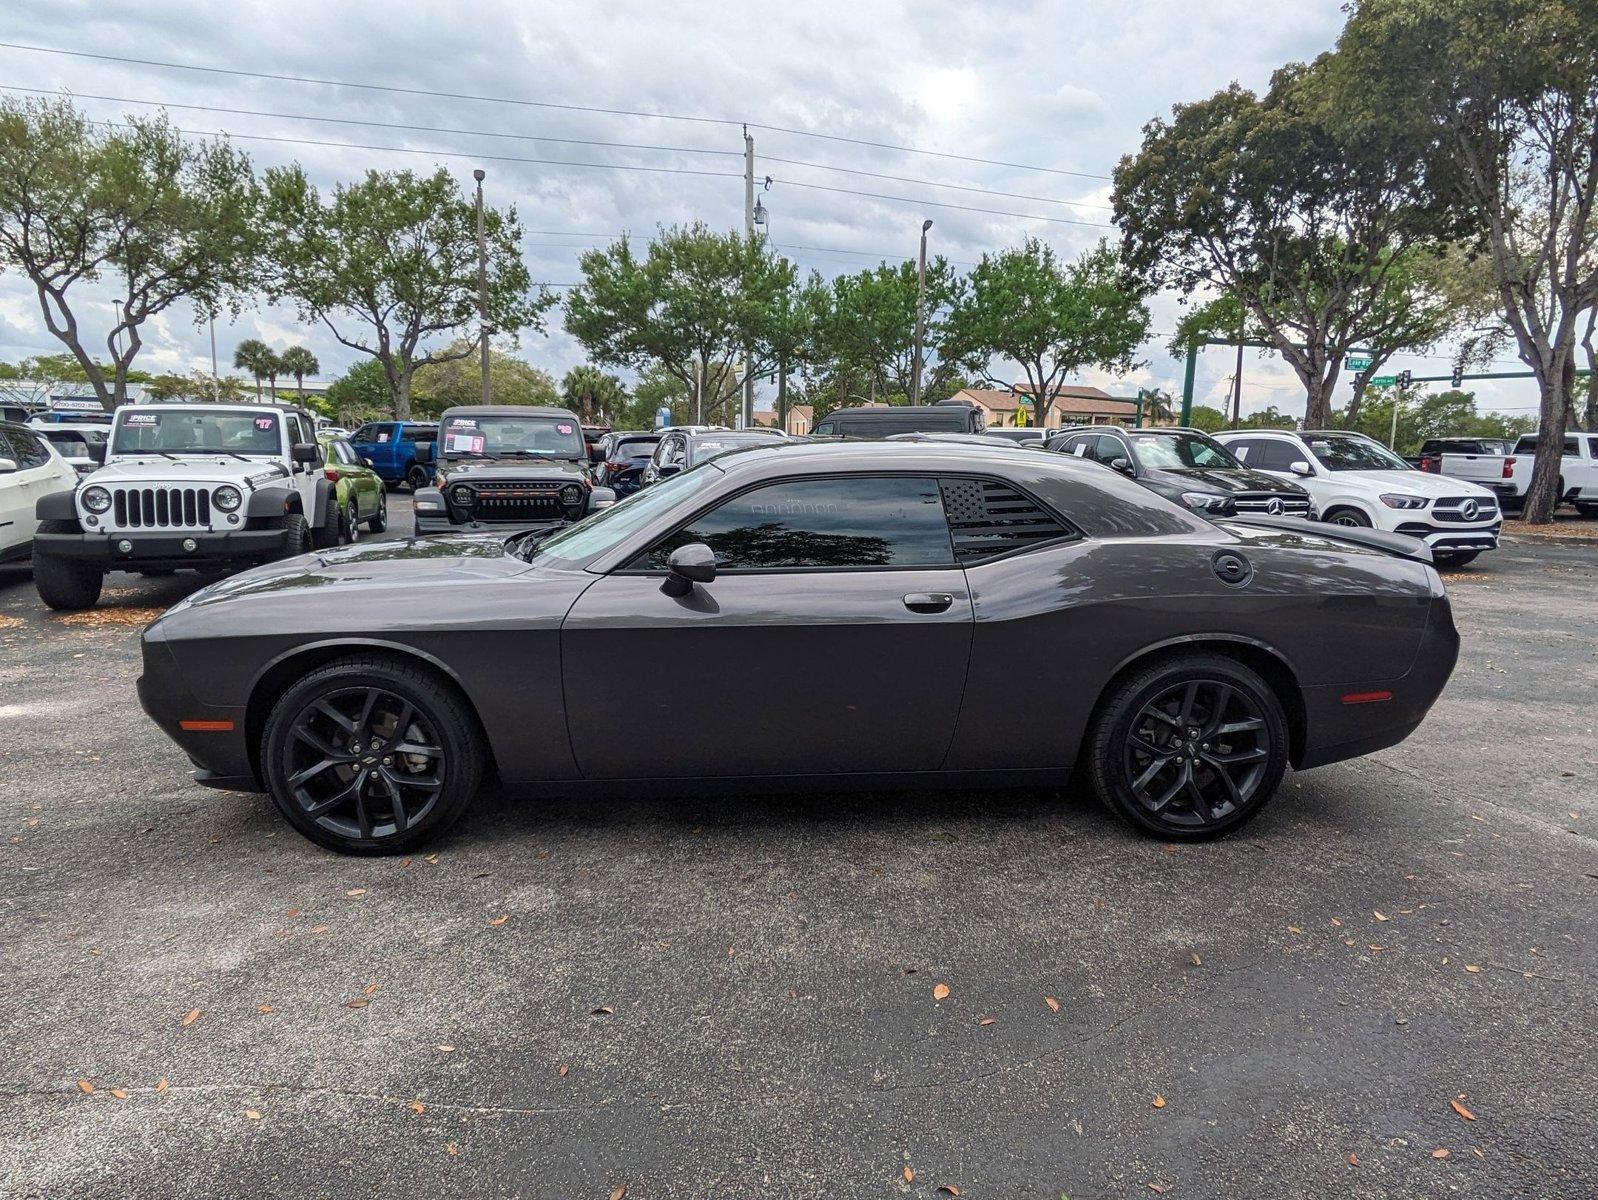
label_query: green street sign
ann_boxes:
[1348,355,1372,371]
[1370,375,1397,387]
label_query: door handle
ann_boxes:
[902,592,954,614]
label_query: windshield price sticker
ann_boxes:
[556,422,575,435]
[448,433,486,454]
[254,417,276,431]
[125,413,158,426]
[451,418,478,428]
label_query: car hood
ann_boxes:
[436,458,587,482]
[91,456,289,487]
[1328,469,1497,498]
[1145,466,1310,494]
[167,531,529,612]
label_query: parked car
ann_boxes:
[0,422,77,565]
[811,404,985,436]
[1413,436,1513,472]
[983,427,1049,444]
[139,440,1459,854]
[581,425,611,465]
[348,421,439,491]
[640,428,787,485]
[30,402,340,609]
[413,405,616,536]
[318,433,388,542]
[1499,432,1598,515]
[593,431,662,497]
[34,424,109,476]
[1218,429,1501,566]
[1050,426,1313,518]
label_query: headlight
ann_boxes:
[560,484,583,505]
[1180,491,1231,513]
[81,486,112,514]
[1380,493,1429,509]
[450,485,474,504]
[212,485,242,512]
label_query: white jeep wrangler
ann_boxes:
[31,402,341,610]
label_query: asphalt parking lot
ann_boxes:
[1,500,1594,1200]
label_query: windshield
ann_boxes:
[1129,432,1242,470]
[522,464,720,569]
[440,414,584,459]
[612,438,660,459]
[112,409,281,456]
[688,435,775,464]
[1305,434,1411,471]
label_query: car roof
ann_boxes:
[438,405,579,419]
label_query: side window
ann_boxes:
[939,477,1074,562]
[637,475,955,571]
[1096,434,1128,464]
[1226,439,1254,463]
[350,424,373,444]
[664,437,686,467]
[1248,440,1300,471]
[1562,437,1579,456]
[0,428,14,461]
[1589,438,1598,459]
[284,415,304,446]
[11,428,50,468]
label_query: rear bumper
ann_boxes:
[1296,590,1460,770]
[35,527,289,569]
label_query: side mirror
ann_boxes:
[658,462,682,476]
[0,457,15,474]
[590,486,618,510]
[87,441,107,465]
[361,456,375,468]
[1108,456,1134,474]
[292,442,319,465]
[661,542,716,598]
[1289,460,1313,477]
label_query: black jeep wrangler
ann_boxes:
[413,405,616,536]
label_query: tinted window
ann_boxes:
[939,477,1073,562]
[1128,432,1241,470]
[1513,435,1578,456]
[113,409,283,456]
[10,428,52,468]
[615,437,660,458]
[639,475,955,570]
[1237,439,1303,471]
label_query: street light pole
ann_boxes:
[912,219,933,404]
[474,169,490,405]
[741,126,756,431]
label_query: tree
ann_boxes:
[146,370,248,402]
[233,338,276,399]
[1331,0,1598,522]
[265,166,548,419]
[940,239,1151,429]
[1334,385,1535,454]
[565,225,797,425]
[324,359,393,425]
[1188,404,1228,433]
[561,365,627,423]
[0,97,263,410]
[409,338,559,418]
[810,258,961,401]
[278,345,320,399]
[1114,58,1457,430]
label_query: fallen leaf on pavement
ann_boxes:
[257,1003,274,1014]
[1288,926,1303,935]
[1432,1148,1450,1159]
[608,1186,627,1200]
[1348,1153,1359,1165]
[591,1006,614,1016]
[76,1080,94,1094]
[155,1078,169,1093]
[937,1187,960,1196]
[932,983,950,1001]
[1464,964,1481,973]
[1373,911,1390,921]
[180,1009,201,1027]
[246,1110,261,1121]
[343,998,370,1009]
[345,888,366,897]
[1152,1095,1167,1109]
[902,1166,914,1183]
[445,1144,458,1157]
[1189,952,1202,966]
[410,1100,426,1113]
[558,1065,569,1077]
[978,1017,996,1026]
[310,924,330,934]
[437,1044,455,1053]
[1450,1099,1476,1121]
[489,915,509,926]
[363,982,378,995]
[1045,996,1060,1013]
[110,1088,128,1099]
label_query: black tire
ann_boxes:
[1575,504,1598,520]
[34,554,105,610]
[261,656,484,854]
[278,513,311,560]
[1435,550,1481,568]
[405,463,431,492]
[1086,653,1289,841]
[341,499,360,544]
[310,501,341,550]
[365,489,388,533]
[1323,506,1372,528]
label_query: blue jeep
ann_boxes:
[348,421,438,490]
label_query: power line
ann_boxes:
[0,40,1109,179]
[761,153,1111,211]
[771,178,1114,228]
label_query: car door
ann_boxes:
[0,428,29,555]
[560,473,975,780]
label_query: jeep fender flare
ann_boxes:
[35,488,78,521]
[309,477,337,532]
[245,488,300,520]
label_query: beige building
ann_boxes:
[752,405,814,435]
[950,385,1141,430]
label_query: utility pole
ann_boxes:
[474,169,491,405]
[1229,317,1244,428]
[741,125,756,431]
[912,219,933,405]
[208,313,219,400]
[694,358,703,425]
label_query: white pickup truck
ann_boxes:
[1497,432,1598,515]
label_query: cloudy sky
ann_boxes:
[0,0,1538,418]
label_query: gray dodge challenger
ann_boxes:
[137,441,1459,854]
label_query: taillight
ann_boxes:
[605,460,631,473]
[1502,456,1516,479]
[1419,455,1437,473]
[324,467,340,482]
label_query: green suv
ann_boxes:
[319,433,387,542]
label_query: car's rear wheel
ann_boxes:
[34,554,104,610]
[343,498,360,544]
[365,489,388,533]
[261,657,484,854]
[406,463,431,492]
[1087,654,1288,840]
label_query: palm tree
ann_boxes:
[278,346,320,400]
[233,339,275,400]
[561,364,625,423]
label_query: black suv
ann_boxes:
[1048,426,1313,518]
[414,405,615,535]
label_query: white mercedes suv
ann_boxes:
[1217,429,1502,567]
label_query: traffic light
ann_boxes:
[1450,363,1464,388]
[1397,369,1412,389]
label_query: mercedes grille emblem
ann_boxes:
[1266,497,1284,515]
[1461,499,1479,520]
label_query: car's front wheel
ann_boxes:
[33,553,104,610]
[1086,654,1289,840]
[1434,550,1481,568]
[261,657,484,854]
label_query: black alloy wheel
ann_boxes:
[262,657,483,853]
[1088,654,1288,839]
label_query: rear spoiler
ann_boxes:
[1223,515,1435,565]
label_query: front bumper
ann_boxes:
[137,631,260,790]
[34,527,291,569]
[1390,520,1501,555]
